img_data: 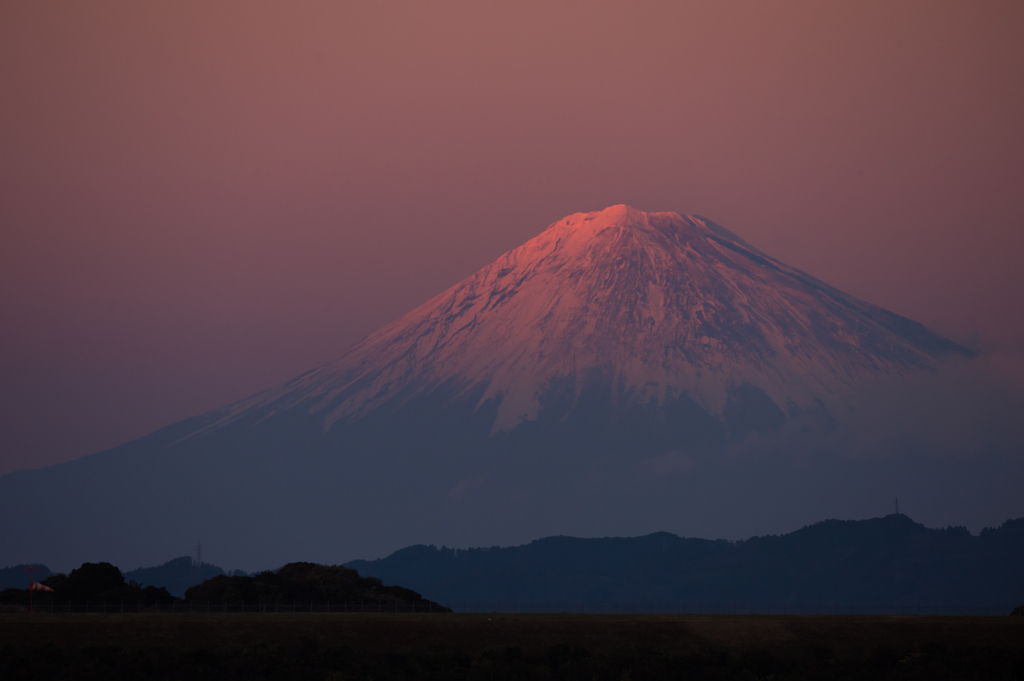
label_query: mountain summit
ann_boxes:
[202,204,966,441]
[0,206,981,570]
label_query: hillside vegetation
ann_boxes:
[0,562,174,609]
[1,561,445,613]
[184,562,447,611]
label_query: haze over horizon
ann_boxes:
[2,1,1024,481]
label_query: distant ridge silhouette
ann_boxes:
[347,515,1024,610]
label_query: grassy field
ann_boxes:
[2,612,1022,679]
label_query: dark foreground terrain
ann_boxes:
[1,613,1022,680]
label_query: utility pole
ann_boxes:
[196,541,202,567]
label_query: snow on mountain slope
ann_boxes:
[197,205,969,440]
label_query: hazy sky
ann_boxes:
[2,1,1023,476]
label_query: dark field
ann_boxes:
[2,613,1022,680]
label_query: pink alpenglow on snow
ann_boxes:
[204,205,968,438]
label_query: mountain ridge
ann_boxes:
[346,514,1024,609]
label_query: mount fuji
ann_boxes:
[206,205,966,441]
[0,206,987,570]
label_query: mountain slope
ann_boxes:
[0,206,999,571]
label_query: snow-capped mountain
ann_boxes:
[196,204,966,442]
[0,205,984,571]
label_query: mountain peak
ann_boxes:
[545,205,755,259]
[566,204,651,228]
[550,204,674,240]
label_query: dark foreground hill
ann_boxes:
[0,562,175,609]
[184,562,448,611]
[347,514,1024,610]
[1,561,446,614]
[1,557,236,600]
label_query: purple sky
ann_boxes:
[2,1,1023,475]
